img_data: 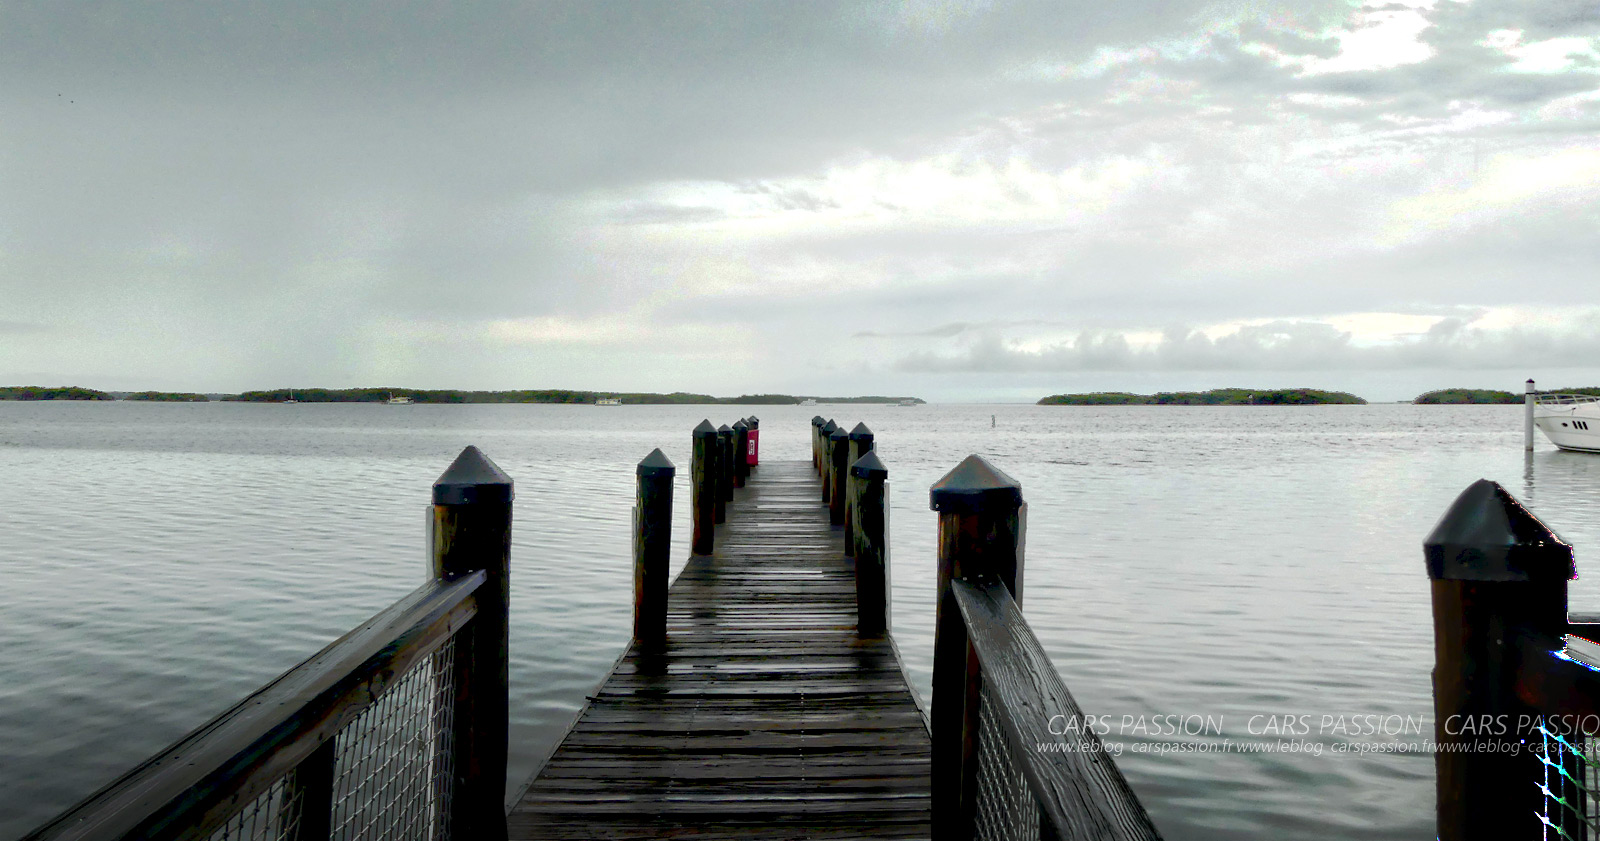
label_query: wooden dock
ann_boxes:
[25,431,1165,841]
[509,459,932,839]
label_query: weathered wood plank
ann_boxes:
[511,459,930,839]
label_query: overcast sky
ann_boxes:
[2,0,1596,401]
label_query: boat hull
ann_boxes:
[1534,404,1600,452]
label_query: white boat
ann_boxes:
[799,398,817,407]
[386,393,414,405]
[595,397,622,406]
[283,388,297,404]
[1534,393,1600,453]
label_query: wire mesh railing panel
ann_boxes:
[974,680,1042,841]
[204,775,304,841]
[328,635,458,841]
[1537,724,1599,840]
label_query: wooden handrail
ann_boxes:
[1515,629,1600,725]
[23,572,484,841]
[951,577,1162,841]
[27,444,516,841]
[930,453,1161,841]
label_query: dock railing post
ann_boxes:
[691,420,716,554]
[746,416,759,467]
[633,449,675,649]
[829,426,849,525]
[431,446,513,841]
[732,419,749,488]
[1425,479,1572,841]
[844,423,875,551]
[812,416,825,473]
[820,420,838,499]
[850,451,890,637]
[715,424,732,524]
[929,455,1025,841]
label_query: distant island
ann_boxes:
[0,386,113,401]
[1415,387,1600,404]
[124,391,211,402]
[224,389,925,405]
[0,385,924,404]
[1414,389,1519,404]
[1038,388,1366,406]
[800,396,926,405]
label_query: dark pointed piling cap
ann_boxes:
[848,421,874,442]
[693,419,717,438]
[732,419,748,432]
[747,416,758,428]
[433,445,514,505]
[850,450,888,481]
[829,425,848,441]
[812,416,825,426]
[822,419,838,434]
[930,454,1022,514]
[637,448,675,478]
[717,423,732,437]
[1424,479,1574,581]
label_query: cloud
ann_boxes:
[853,319,1072,339]
[893,311,1600,373]
[2,1,1599,395]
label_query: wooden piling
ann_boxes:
[1426,479,1572,841]
[745,416,759,466]
[929,455,1025,841]
[844,422,875,551]
[828,426,849,525]
[820,420,838,501]
[811,415,825,473]
[633,449,675,648]
[691,420,716,555]
[431,445,514,841]
[849,451,890,637]
[732,419,749,488]
[715,424,732,523]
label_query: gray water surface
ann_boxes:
[2,401,1595,839]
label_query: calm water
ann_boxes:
[3,401,1598,839]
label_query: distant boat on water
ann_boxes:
[283,389,297,404]
[1534,393,1600,453]
[799,398,817,407]
[595,397,622,406]
[386,393,414,405]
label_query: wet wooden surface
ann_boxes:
[510,460,932,839]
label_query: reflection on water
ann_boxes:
[1521,448,1600,531]
[1,401,1596,840]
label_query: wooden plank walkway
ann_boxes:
[510,460,932,839]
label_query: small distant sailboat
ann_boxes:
[283,388,298,404]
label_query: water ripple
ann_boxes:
[0,402,1590,840]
